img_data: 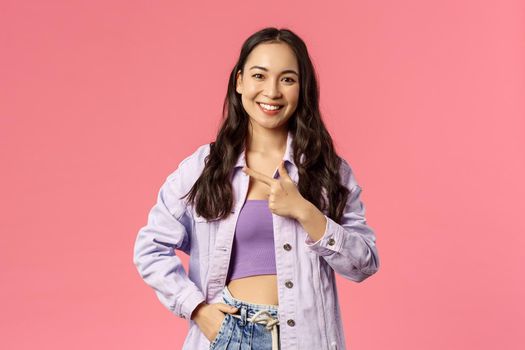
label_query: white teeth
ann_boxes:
[259,103,282,111]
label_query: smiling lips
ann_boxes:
[257,102,284,115]
[258,102,283,109]
[257,102,283,115]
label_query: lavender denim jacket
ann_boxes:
[133,131,380,350]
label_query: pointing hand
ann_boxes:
[242,161,307,220]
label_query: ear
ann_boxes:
[235,70,243,94]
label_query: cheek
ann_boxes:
[242,94,255,107]
[288,97,299,110]
[287,88,300,104]
[243,84,259,97]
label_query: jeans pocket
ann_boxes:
[209,314,230,349]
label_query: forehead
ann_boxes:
[244,42,298,71]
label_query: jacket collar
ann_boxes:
[234,130,296,169]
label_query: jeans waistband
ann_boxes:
[221,285,280,350]
[221,285,279,317]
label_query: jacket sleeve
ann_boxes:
[133,164,206,320]
[303,160,380,282]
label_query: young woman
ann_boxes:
[133,27,380,350]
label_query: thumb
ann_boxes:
[216,303,239,313]
[278,160,292,180]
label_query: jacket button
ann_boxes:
[283,243,292,251]
[287,319,295,327]
[285,280,293,288]
[328,238,336,246]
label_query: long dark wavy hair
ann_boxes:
[182,27,350,224]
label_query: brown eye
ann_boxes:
[252,74,263,79]
[283,77,296,83]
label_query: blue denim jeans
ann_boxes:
[209,285,281,350]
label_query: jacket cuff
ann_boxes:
[172,289,206,320]
[304,215,345,256]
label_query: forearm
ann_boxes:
[295,199,380,282]
[295,200,328,243]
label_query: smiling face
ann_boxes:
[236,42,300,132]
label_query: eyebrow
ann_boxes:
[249,65,299,76]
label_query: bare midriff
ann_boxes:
[227,274,279,305]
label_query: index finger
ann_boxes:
[242,166,275,187]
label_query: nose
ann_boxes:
[263,78,282,99]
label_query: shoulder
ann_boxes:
[339,157,350,173]
[338,156,351,178]
[178,143,211,170]
[339,156,359,189]
[165,143,211,189]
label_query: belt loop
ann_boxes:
[240,305,247,326]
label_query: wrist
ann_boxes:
[296,199,315,223]
[190,301,207,321]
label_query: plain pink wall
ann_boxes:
[1,0,524,349]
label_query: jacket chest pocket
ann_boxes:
[193,213,223,222]
[193,214,215,223]
[193,215,222,238]
[193,214,222,255]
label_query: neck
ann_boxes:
[246,125,288,157]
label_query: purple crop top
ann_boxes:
[226,199,277,283]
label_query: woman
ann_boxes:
[133,27,380,350]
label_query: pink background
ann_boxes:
[1,0,524,349]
